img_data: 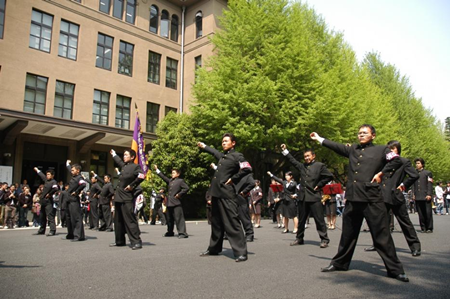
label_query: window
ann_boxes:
[115,95,131,129]
[146,102,159,133]
[165,106,177,115]
[58,20,79,60]
[170,15,178,42]
[24,73,48,114]
[148,51,161,84]
[125,0,136,24]
[0,0,6,39]
[118,40,134,76]
[54,80,74,119]
[195,55,202,82]
[96,33,113,70]
[166,58,177,89]
[93,89,110,125]
[112,0,124,19]
[99,0,111,14]
[29,9,53,52]
[160,10,169,38]
[149,5,158,34]
[195,11,202,38]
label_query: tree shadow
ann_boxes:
[0,261,42,269]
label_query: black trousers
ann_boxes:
[88,199,99,229]
[19,206,30,227]
[38,201,56,234]
[237,197,254,238]
[208,197,247,257]
[272,201,281,223]
[114,201,141,245]
[415,200,433,231]
[66,201,85,240]
[60,209,66,227]
[330,201,404,276]
[296,201,329,243]
[166,205,187,236]
[386,203,421,252]
[99,204,113,230]
[151,207,166,225]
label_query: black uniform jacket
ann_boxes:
[322,139,402,203]
[113,155,145,203]
[202,146,252,200]
[411,168,433,201]
[235,173,255,206]
[59,190,69,209]
[66,165,87,202]
[96,176,115,205]
[272,175,297,203]
[285,152,333,202]
[37,171,58,205]
[157,171,189,207]
[381,157,419,205]
[88,183,102,201]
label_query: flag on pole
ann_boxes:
[132,104,148,175]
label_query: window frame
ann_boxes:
[96,33,114,70]
[24,73,48,115]
[112,0,124,20]
[195,11,203,39]
[115,94,131,129]
[29,9,54,53]
[147,51,161,84]
[165,57,178,89]
[146,102,160,133]
[0,0,6,39]
[53,80,75,119]
[149,5,158,34]
[99,0,111,14]
[92,89,110,126]
[58,19,79,61]
[170,15,179,42]
[118,40,134,76]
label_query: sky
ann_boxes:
[303,0,450,126]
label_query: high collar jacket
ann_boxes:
[66,164,87,202]
[411,168,433,201]
[37,171,58,204]
[88,182,102,202]
[157,171,189,207]
[202,146,252,200]
[96,176,115,205]
[271,175,297,202]
[322,139,402,203]
[284,152,333,202]
[113,155,145,203]
[381,157,419,205]
[18,193,33,207]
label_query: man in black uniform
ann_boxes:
[109,149,145,250]
[411,158,433,233]
[280,145,333,248]
[311,124,409,282]
[65,161,87,241]
[197,133,252,262]
[59,184,69,228]
[154,165,189,238]
[365,140,421,256]
[33,167,59,236]
[91,171,115,232]
[151,188,166,225]
[87,175,102,230]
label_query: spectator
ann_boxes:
[435,182,444,215]
[32,187,42,227]
[18,186,33,227]
[444,181,450,215]
[4,184,18,229]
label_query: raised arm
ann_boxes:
[281,144,305,172]
[92,171,105,185]
[34,167,47,182]
[311,132,351,158]
[154,165,170,184]
[111,149,125,168]
[197,142,224,160]
[267,171,283,185]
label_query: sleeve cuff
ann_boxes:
[281,149,289,156]
[156,169,161,174]
[317,137,325,144]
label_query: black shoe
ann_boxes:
[388,273,409,282]
[282,230,289,234]
[412,250,421,257]
[235,255,248,262]
[426,230,433,233]
[33,232,45,236]
[98,228,106,231]
[132,243,142,250]
[246,236,254,242]
[320,241,329,248]
[178,234,189,239]
[65,235,74,240]
[290,239,304,246]
[106,229,113,232]
[163,232,175,237]
[109,243,126,247]
[150,223,156,225]
[364,246,376,252]
[76,238,85,241]
[46,232,56,236]
[321,265,346,272]
[200,250,218,257]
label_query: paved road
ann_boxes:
[1,213,449,299]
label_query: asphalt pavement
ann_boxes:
[0,213,449,299]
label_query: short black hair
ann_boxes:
[285,171,293,177]
[104,174,112,180]
[72,164,82,171]
[172,168,181,174]
[359,124,376,135]
[304,148,315,155]
[387,140,402,155]
[414,158,425,167]
[125,149,137,160]
[222,133,236,144]
[46,169,55,176]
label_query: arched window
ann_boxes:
[160,10,169,38]
[195,11,202,38]
[170,15,179,42]
[149,5,158,34]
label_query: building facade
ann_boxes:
[0,0,226,186]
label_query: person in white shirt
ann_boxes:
[435,182,444,215]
